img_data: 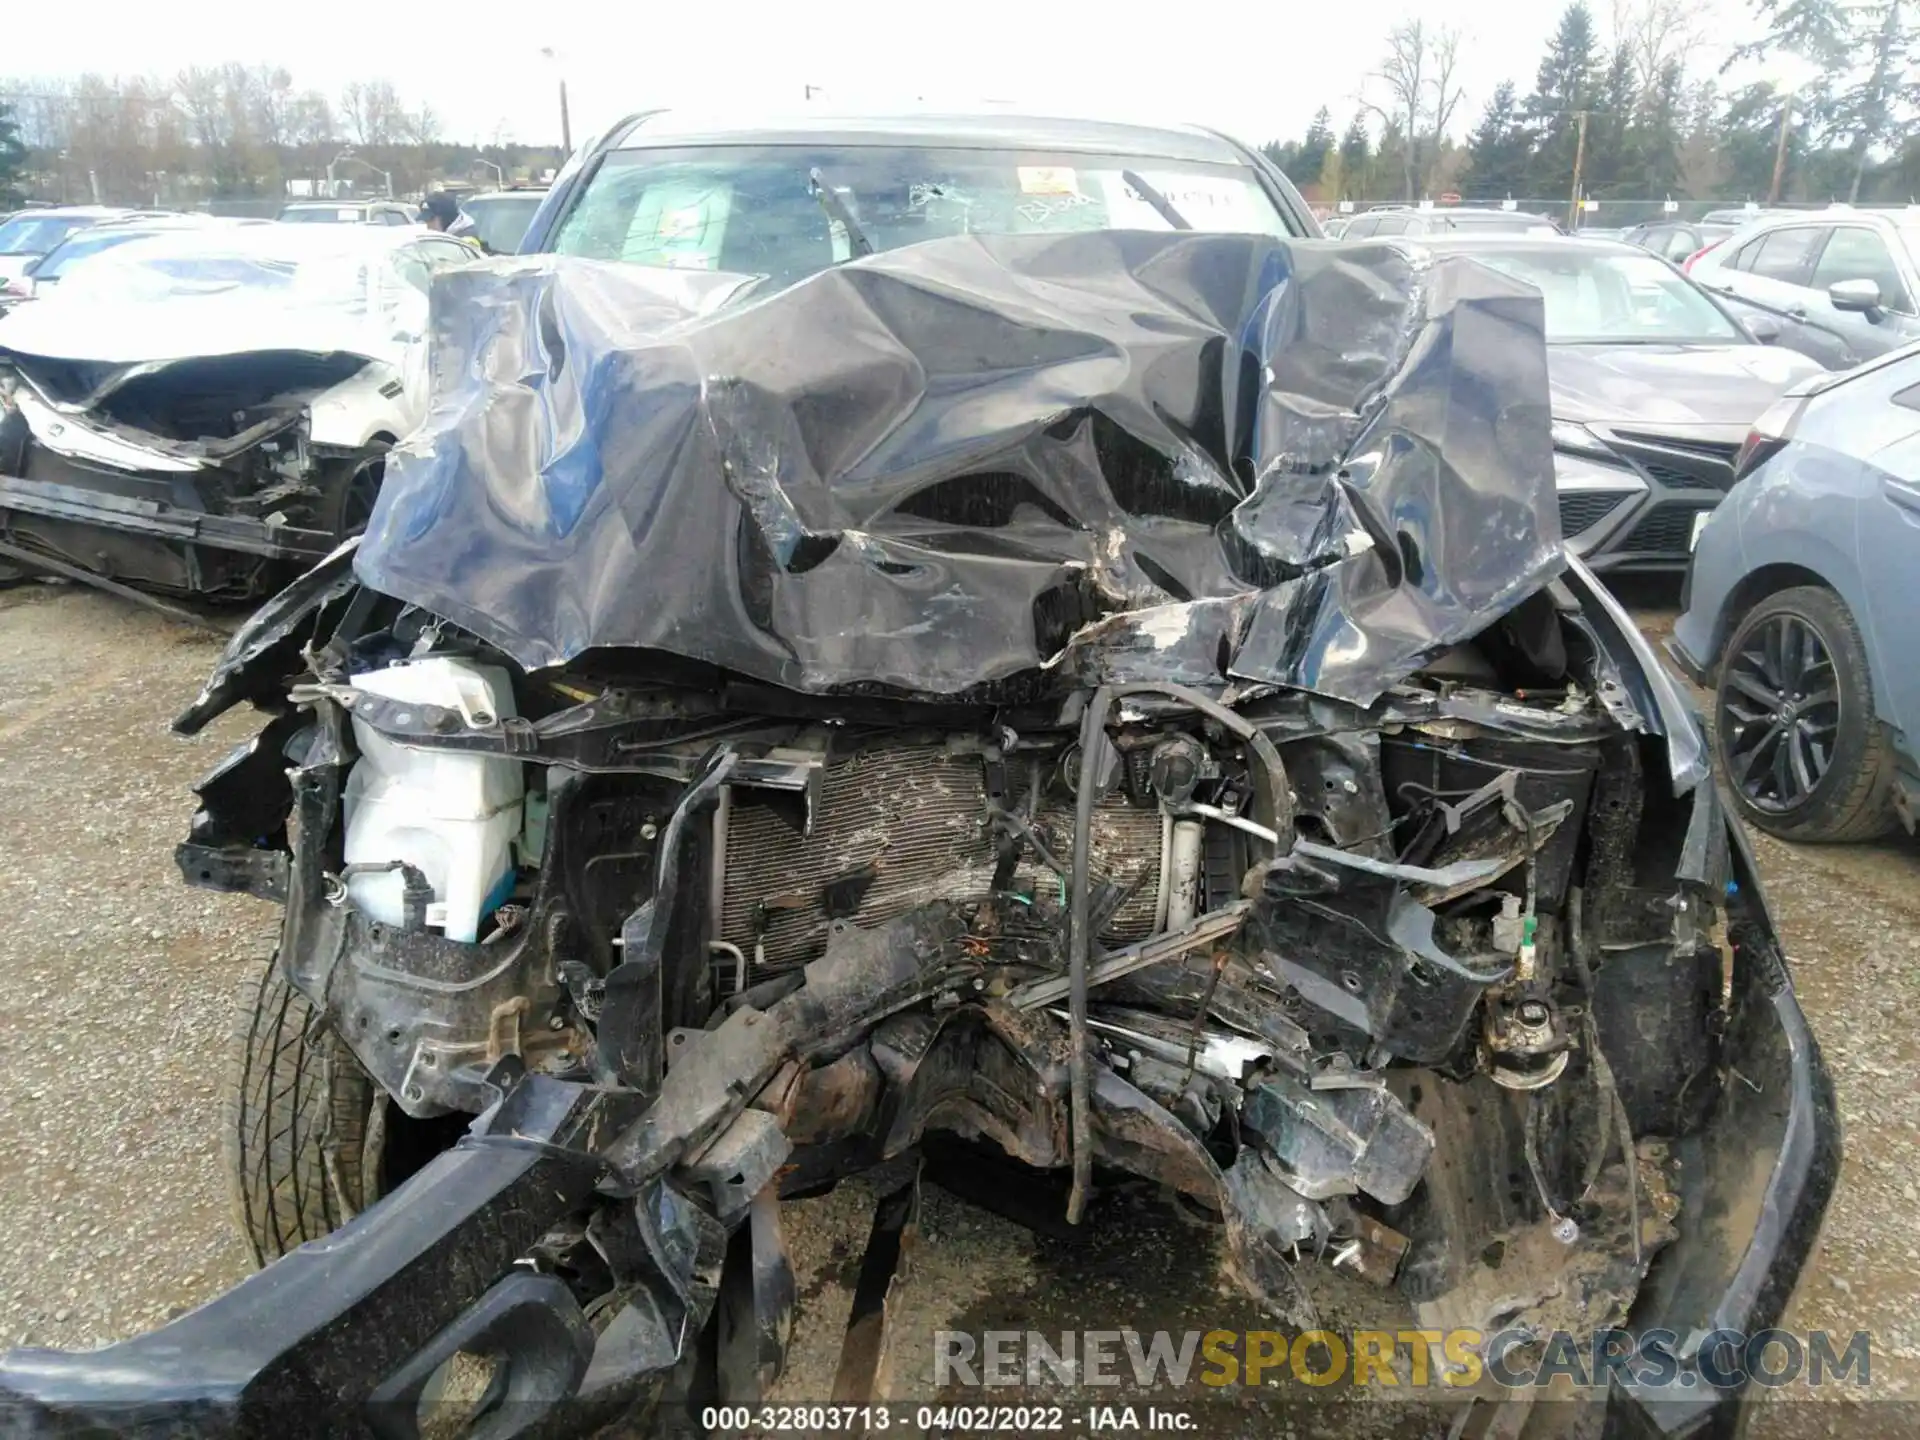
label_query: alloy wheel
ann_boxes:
[1720,612,1841,812]
[339,458,383,536]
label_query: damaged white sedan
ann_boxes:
[0,225,476,599]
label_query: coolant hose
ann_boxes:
[1065,681,1293,1224]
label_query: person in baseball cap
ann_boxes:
[419,191,460,231]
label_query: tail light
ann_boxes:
[1733,394,1806,481]
[1682,240,1724,273]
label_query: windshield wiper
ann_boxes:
[1120,171,1191,231]
[808,168,875,258]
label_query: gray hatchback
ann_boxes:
[1670,342,1920,840]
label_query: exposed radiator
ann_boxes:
[717,744,1164,978]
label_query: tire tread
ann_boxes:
[222,955,375,1265]
[1717,585,1897,844]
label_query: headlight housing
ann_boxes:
[1733,394,1806,481]
[1550,419,1625,463]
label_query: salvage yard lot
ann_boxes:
[0,579,1916,1434]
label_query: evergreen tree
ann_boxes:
[1338,113,1372,199]
[1524,2,1600,198]
[1373,118,1409,204]
[1318,143,1345,203]
[1888,128,1920,195]
[1719,82,1802,197]
[1734,0,1852,69]
[0,103,26,207]
[1260,139,1301,176]
[1586,46,1639,196]
[1627,60,1688,197]
[1298,107,1336,186]
[1464,81,1533,196]
[1735,0,1917,202]
[1828,0,1913,200]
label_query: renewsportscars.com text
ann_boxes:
[933,1327,1873,1392]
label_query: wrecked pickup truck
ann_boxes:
[1,232,1836,1438]
[0,225,477,599]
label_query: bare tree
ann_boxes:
[1427,27,1467,191]
[401,101,441,147]
[145,77,189,202]
[1612,0,1704,97]
[290,90,335,147]
[219,65,267,189]
[286,89,334,189]
[65,75,169,204]
[1361,21,1467,201]
[174,66,228,157]
[4,69,560,204]
[339,79,401,147]
[0,80,70,155]
[250,67,296,151]
[1363,21,1429,201]
[338,80,371,147]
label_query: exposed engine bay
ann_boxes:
[0,233,1836,1439]
[178,563,1717,1330]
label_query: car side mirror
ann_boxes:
[1828,278,1883,315]
[1745,315,1782,344]
[20,257,40,277]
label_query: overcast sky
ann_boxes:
[8,0,1754,149]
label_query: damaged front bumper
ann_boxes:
[0,846,1841,1440]
[0,470,336,562]
[0,360,373,599]
[0,980,1835,1440]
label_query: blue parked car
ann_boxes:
[1670,341,1920,841]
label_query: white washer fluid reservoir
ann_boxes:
[342,656,524,943]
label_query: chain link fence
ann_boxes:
[1324,196,1919,229]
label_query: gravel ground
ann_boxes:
[1,578,1915,1435]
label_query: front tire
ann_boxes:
[1713,585,1897,843]
[223,954,379,1264]
[313,450,387,542]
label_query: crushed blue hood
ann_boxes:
[355,233,1561,706]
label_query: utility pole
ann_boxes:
[1768,96,1793,204]
[539,49,573,154]
[1567,109,1590,231]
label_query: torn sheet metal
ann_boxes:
[356,233,1560,705]
[7,385,204,473]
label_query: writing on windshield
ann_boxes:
[550,144,1286,289]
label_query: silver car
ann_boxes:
[1688,208,1920,369]
[1621,219,1738,266]
[1339,205,1559,239]
[1405,235,1823,571]
[276,200,420,227]
[1670,342,1920,840]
